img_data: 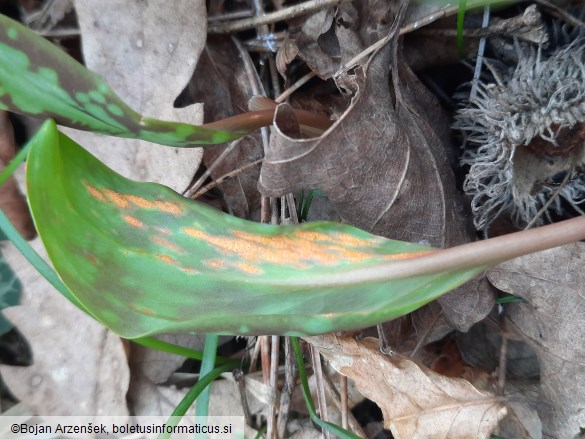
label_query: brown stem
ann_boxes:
[292,215,585,286]
[202,107,332,135]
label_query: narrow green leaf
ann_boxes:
[25,120,486,337]
[196,334,219,421]
[0,14,246,146]
[157,361,237,439]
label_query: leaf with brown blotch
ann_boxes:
[0,111,35,240]
[306,334,506,439]
[258,42,494,330]
[487,243,585,438]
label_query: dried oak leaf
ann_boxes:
[306,334,506,439]
[487,243,585,438]
[259,43,494,330]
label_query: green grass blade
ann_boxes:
[156,361,237,439]
[457,0,468,57]
[196,334,220,421]
[291,337,361,439]
[0,138,31,187]
[132,336,233,365]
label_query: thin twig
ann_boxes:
[470,5,491,101]
[276,71,317,103]
[234,369,254,427]
[192,159,263,199]
[524,158,577,230]
[336,0,522,77]
[277,337,297,439]
[267,336,280,439]
[208,0,349,34]
[496,333,509,396]
[533,0,585,28]
[183,138,243,198]
[311,345,331,439]
[340,375,348,430]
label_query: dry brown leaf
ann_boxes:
[487,243,585,438]
[186,36,264,219]
[0,240,129,416]
[70,0,206,192]
[259,40,494,330]
[0,111,35,240]
[307,334,506,439]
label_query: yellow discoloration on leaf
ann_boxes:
[130,304,157,316]
[124,194,183,215]
[154,201,183,215]
[123,214,143,228]
[383,250,436,260]
[234,262,262,275]
[156,254,178,265]
[151,236,184,254]
[103,188,130,209]
[84,182,107,202]
[205,259,226,269]
[181,267,200,275]
[183,227,395,268]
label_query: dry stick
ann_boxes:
[523,158,577,230]
[184,138,243,198]
[192,159,263,199]
[311,345,331,439]
[234,369,254,428]
[261,336,271,385]
[276,71,316,103]
[336,0,522,77]
[496,333,509,396]
[208,0,350,34]
[268,336,280,439]
[534,0,585,28]
[320,372,366,437]
[339,375,348,430]
[277,337,297,439]
[410,309,444,360]
[470,4,491,102]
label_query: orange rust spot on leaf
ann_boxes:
[183,227,392,268]
[123,215,143,228]
[181,267,200,275]
[156,254,178,265]
[131,304,157,316]
[234,262,262,275]
[84,182,107,202]
[124,194,183,215]
[205,259,226,269]
[151,236,184,253]
[382,250,436,260]
[155,201,183,215]
[103,188,130,209]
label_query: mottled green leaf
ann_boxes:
[0,14,246,146]
[26,120,485,338]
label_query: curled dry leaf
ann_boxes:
[259,41,494,330]
[306,334,506,439]
[487,243,585,438]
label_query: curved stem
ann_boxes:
[298,215,585,287]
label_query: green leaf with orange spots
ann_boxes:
[26,120,486,338]
[0,14,245,146]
